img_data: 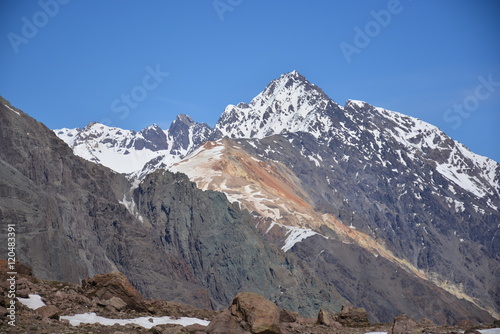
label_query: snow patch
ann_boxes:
[17,294,45,310]
[60,312,209,329]
[5,104,21,115]
[282,226,319,252]
[436,162,485,198]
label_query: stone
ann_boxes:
[16,289,30,298]
[280,309,300,323]
[35,305,59,320]
[455,319,476,329]
[232,292,281,334]
[390,314,417,334]
[464,329,481,334]
[317,308,331,326]
[317,308,342,329]
[106,296,127,311]
[82,271,146,311]
[207,292,281,334]
[334,305,369,327]
[206,310,250,334]
[150,324,189,333]
[185,323,208,332]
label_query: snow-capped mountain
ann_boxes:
[55,114,211,174]
[53,71,500,320]
[214,70,337,139]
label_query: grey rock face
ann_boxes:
[290,232,493,324]
[167,114,212,155]
[132,169,346,315]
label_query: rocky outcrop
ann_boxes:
[82,271,146,311]
[316,308,342,329]
[333,305,370,328]
[0,262,217,333]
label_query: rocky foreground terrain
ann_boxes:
[1,261,498,334]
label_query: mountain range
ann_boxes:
[1,71,498,325]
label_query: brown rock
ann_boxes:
[280,309,300,323]
[455,319,476,329]
[418,318,434,327]
[464,329,481,334]
[0,260,32,276]
[232,292,281,334]
[150,324,189,333]
[317,308,331,326]
[390,314,417,334]
[334,305,369,327]
[185,323,208,332]
[82,271,146,311]
[35,305,59,320]
[206,310,250,334]
[16,288,30,298]
[300,317,318,325]
[106,296,127,311]
[317,308,342,329]
[207,292,281,334]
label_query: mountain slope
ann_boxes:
[207,72,500,318]
[51,71,500,322]
[167,137,495,323]
[0,96,348,317]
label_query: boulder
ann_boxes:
[185,323,208,332]
[317,308,342,329]
[206,310,250,334]
[82,271,146,311]
[233,292,281,334]
[150,324,189,333]
[35,305,60,320]
[390,314,417,334]
[106,296,127,311]
[280,309,300,323]
[334,305,369,327]
[207,292,281,334]
[317,308,331,326]
[464,329,481,334]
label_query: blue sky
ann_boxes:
[1,0,499,162]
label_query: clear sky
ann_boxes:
[1,0,499,162]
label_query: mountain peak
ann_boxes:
[280,70,306,81]
[174,113,195,126]
[215,71,335,139]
